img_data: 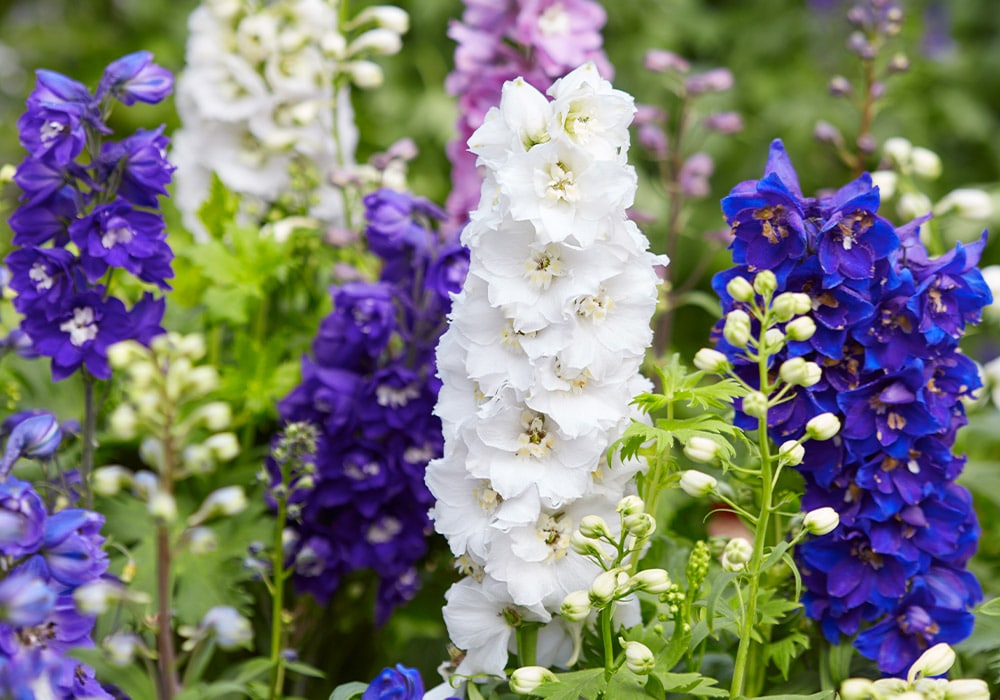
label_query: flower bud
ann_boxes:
[693,348,730,373]
[805,413,841,441]
[352,5,409,33]
[92,465,133,496]
[344,60,384,88]
[510,666,557,695]
[898,192,933,220]
[108,405,138,439]
[779,357,822,387]
[753,270,777,297]
[200,606,252,650]
[762,328,785,353]
[73,580,122,616]
[907,642,956,682]
[679,470,718,498]
[195,402,232,431]
[107,340,141,369]
[185,526,219,555]
[204,432,240,462]
[721,537,753,573]
[723,309,752,347]
[838,678,875,700]
[771,293,804,322]
[578,515,612,540]
[182,443,214,474]
[629,568,671,594]
[148,491,178,524]
[104,633,142,667]
[139,437,165,471]
[186,366,220,396]
[871,678,908,695]
[803,507,839,536]
[883,137,912,166]
[936,188,994,220]
[785,316,817,342]
[348,28,403,57]
[624,641,655,675]
[871,170,898,199]
[589,570,619,607]
[1,413,62,468]
[616,495,644,517]
[778,440,805,466]
[188,486,247,526]
[570,531,605,559]
[910,147,942,180]
[560,590,592,622]
[944,679,991,700]
[725,276,755,302]
[623,512,656,538]
[683,437,720,464]
[177,334,206,360]
[742,391,769,419]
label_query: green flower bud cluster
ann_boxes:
[840,644,989,700]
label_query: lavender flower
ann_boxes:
[710,139,990,674]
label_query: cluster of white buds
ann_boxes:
[840,644,989,700]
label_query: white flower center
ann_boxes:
[525,246,566,289]
[367,516,401,544]
[575,288,613,322]
[29,262,54,291]
[344,460,380,480]
[403,444,435,463]
[474,481,502,513]
[536,513,571,559]
[544,161,579,203]
[59,307,98,347]
[40,120,66,143]
[455,554,485,582]
[376,382,420,408]
[538,3,570,36]
[102,224,134,249]
[516,410,555,459]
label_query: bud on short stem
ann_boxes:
[723,310,752,347]
[679,470,718,498]
[683,437,720,464]
[803,507,840,536]
[510,666,557,695]
[805,413,841,441]
[629,568,671,594]
[578,515,613,540]
[778,440,805,466]
[907,643,956,682]
[560,590,591,622]
[624,641,655,675]
[726,276,755,302]
[785,316,817,341]
[694,348,730,374]
[753,270,777,297]
[742,391,769,419]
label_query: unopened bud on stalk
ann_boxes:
[578,515,612,540]
[779,357,822,387]
[721,537,753,573]
[910,147,942,180]
[778,440,805,466]
[623,512,656,538]
[148,491,178,524]
[92,465,134,496]
[560,590,592,622]
[772,292,810,321]
[803,507,840,536]
[589,569,619,607]
[352,5,409,33]
[104,633,142,667]
[679,470,718,498]
[185,527,218,555]
[726,276,755,302]
[204,432,240,461]
[189,486,247,526]
[73,580,122,616]
[616,495,644,517]
[838,678,875,700]
[944,679,991,700]
[624,641,655,675]
[907,643,956,682]
[723,309,752,347]
[742,391,769,419]
[753,270,777,296]
[630,568,671,594]
[805,413,841,441]
[762,328,785,353]
[683,437,720,464]
[785,316,817,341]
[510,666,557,695]
[570,531,604,559]
[108,405,138,439]
[344,60,384,88]
[348,28,403,56]
[693,348,730,373]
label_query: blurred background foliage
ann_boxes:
[2,0,1000,689]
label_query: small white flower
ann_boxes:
[200,606,252,649]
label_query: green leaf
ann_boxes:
[225,657,274,685]
[328,682,368,700]
[750,692,834,700]
[533,668,606,700]
[762,631,810,680]
[651,671,727,697]
[607,667,654,700]
[978,597,1000,617]
[285,660,327,679]
[755,589,801,627]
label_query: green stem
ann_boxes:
[268,493,289,700]
[80,372,96,508]
[600,606,615,680]
[516,625,538,668]
[729,351,777,699]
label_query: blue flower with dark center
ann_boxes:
[99,127,175,207]
[6,246,80,313]
[7,187,77,247]
[17,102,87,166]
[816,175,899,286]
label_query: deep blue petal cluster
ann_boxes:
[712,139,991,674]
[362,663,424,700]
[4,52,174,382]
[274,189,468,624]
[0,470,111,698]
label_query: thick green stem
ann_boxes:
[516,625,538,668]
[600,606,615,680]
[268,494,289,700]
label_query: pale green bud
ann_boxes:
[779,357,822,387]
[679,470,718,498]
[785,316,817,341]
[570,531,605,559]
[907,642,956,682]
[578,515,613,540]
[73,580,122,616]
[616,495,645,517]
[189,486,248,526]
[772,292,810,322]
[721,537,753,573]
[345,60,384,88]
[898,192,933,220]
[805,412,841,441]
[0,163,16,184]
[185,527,219,555]
[803,507,840,536]
[139,438,165,471]
[510,666,557,695]
[352,5,410,33]
[838,678,875,700]
[936,188,994,220]
[186,366,220,395]
[778,440,805,466]
[624,641,655,675]
[871,170,898,199]
[623,512,656,538]
[872,678,909,695]
[348,28,403,56]
[753,270,777,296]
[108,405,138,440]
[742,391,769,419]
[560,590,592,622]
[693,348,730,373]
[726,276,755,302]
[182,444,214,474]
[629,568,671,594]
[944,679,991,700]
[148,491,178,524]
[762,328,785,353]
[683,437,720,464]
[320,31,347,58]
[910,146,942,180]
[883,137,913,166]
[204,432,240,462]
[177,334,206,361]
[723,309,752,347]
[92,465,133,497]
[104,633,142,667]
[589,570,619,607]
[194,402,232,431]
[107,340,142,369]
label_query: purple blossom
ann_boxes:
[0,413,62,475]
[6,246,80,313]
[100,127,175,207]
[96,51,174,106]
[0,573,55,628]
[363,664,424,700]
[17,102,87,166]
[0,478,47,557]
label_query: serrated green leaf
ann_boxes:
[533,668,606,700]
[762,631,811,680]
[608,667,655,700]
[651,670,727,697]
[328,681,368,700]
[755,589,802,627]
